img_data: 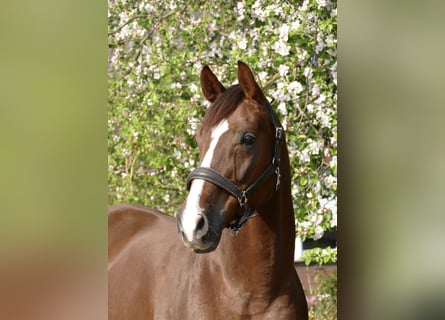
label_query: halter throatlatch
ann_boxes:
[186,102,284,232]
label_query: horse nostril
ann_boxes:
[197,216,205,231]
[194,215,209,241]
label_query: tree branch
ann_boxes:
[108,14,147,36]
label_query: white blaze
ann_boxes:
[181,120,229,241]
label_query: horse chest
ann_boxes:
[154,269,297,320]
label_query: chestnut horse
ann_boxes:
[108,61,308,319]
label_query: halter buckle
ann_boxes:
[238,191,248,208]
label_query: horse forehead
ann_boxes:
[211,119,229,139]
[199,119,230,157]
[198,103,265,148]
[227,103,266,131]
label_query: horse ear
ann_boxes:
[237,61,267,105]
[200,66,225,102]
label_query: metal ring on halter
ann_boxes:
[238,191,248,208]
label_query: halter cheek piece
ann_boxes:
[186,101,284,232]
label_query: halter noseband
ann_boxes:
[186,101,284,232]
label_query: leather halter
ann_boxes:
[186,101,284,231]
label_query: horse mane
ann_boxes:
[200,85,245,131]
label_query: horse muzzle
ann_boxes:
[176,211,222,253]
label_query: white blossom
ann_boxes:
[316,0,330,9]
[277,102,287,115]
[236,2,245,21]
[325,34,335,47]
[316,109,331,128]
[288,81,304,96]
[300,0,310,11]
[278,64,289,77]
[330,61,337,85]
[330,156,337,169]
[323,175,336,189]
[189,83,198,93]
[252,0,269,21]
[330,211,337,228]
[239,37,247,50]
[310,212,323,225]
[311,83,320,96]
[258,71,268,83]
[298,149,310,163]
[170,82,182,89]
[303,66,312,78]
[313,225,324,240]
[290,20,300,31]
[273,40,290,56]
[277,25,290,41]
[307,138,323,155]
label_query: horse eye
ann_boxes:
[240,133,256,146]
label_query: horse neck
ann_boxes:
[216,147,295,292]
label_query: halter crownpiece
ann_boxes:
[186,101,284,232]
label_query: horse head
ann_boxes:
[176,61,283,253]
